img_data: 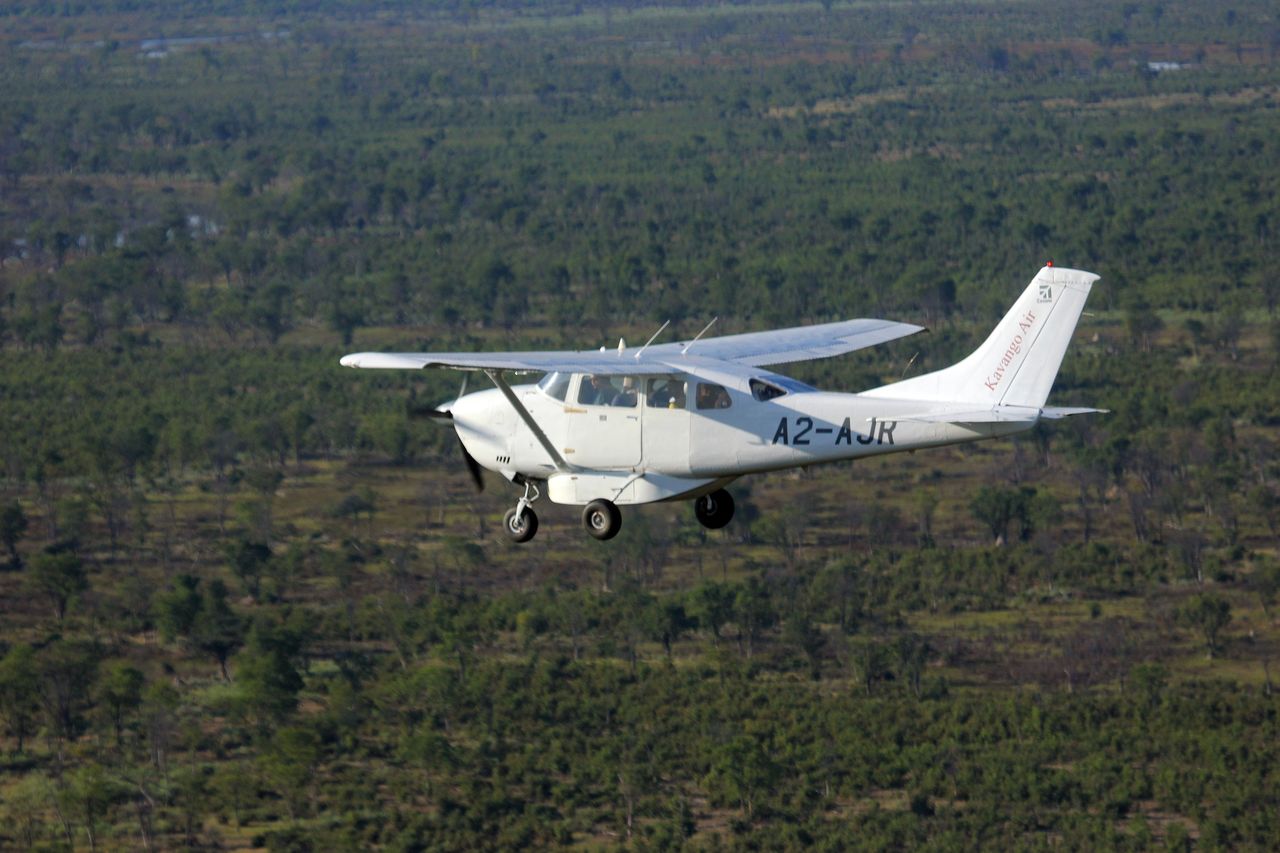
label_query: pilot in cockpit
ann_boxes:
[613,377,638,407]
[582,374,612,405]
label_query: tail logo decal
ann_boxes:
[983,309,1037,391]
[1038,284,1053,302]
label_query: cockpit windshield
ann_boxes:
[537,371,571,401]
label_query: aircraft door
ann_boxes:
[641,377,691,475]
[566,374,642,468]
[688,381,739,474]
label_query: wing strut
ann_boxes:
[483,370,574,473]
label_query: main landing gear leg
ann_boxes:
[503,481,540,543]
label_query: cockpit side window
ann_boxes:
[695,382,732,410]
[538,371,571,402]
[646,377,686,409]
[750,378,786,401]
[578,374,638,407]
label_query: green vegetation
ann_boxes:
[2,0,1279,848]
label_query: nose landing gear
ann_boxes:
[502,481,541,543]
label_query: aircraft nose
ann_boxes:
[447,389,479,420]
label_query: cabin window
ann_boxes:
[750,378,787,401]
[646,377,686,409]
[695,382,732,410]
[538,371,571,402]
[578,374,638,407]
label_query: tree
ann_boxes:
[96,661,144,746]
[1125,302,1163,352]
[259,726,321,819]
[789,613,828,680]
[141,682,180,776]
[58,765,127,852]
[234,616,306,724]
[36,639,99,743]
[647,599,693,661]
[156,576,244,678]
[26,548,88,622]
[705,735,780,818]
[0,500,29,567]
[155,574,202,641]
[1253,559,1280,619]
[895,632,931,697]
[226,538,271,601]
[0,644,39,754]
[191,580,244,680]
[848,638,891,696]
[1177,593,1232,659]
[969,485,1035,545]
[689,581,735,643]
[734,578,776,658]
[2,773,53,849]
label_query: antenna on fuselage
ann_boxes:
[633,319,670,360]
[681,317,718,355]
[900,351,919,380]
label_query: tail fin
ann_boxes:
[863,265,1098,408]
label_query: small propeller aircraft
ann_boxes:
[341,265,1103,542]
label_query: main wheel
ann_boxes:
[694,489,735,529]
[503,506,539,543]
[582,499,622,541]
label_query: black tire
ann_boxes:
[582,499,622,540]
[503,507,538,543]
[694,489,735,529]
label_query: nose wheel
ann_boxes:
[694,488,735,529]
[502,481,541,543]
[503,506,538,542]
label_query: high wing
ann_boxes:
[340,318,924,374]
[339,349,677,374]
[646,318,924,366]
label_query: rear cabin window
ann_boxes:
[695,382,732,410]
[750,378,787,401]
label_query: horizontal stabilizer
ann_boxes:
[1039,406,1109,419]
[894,404,1106,425]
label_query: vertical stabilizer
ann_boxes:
[862,266,1097,408]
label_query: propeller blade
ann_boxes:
[415,374,471,421]
[408,404,454,421]
[457,434,484,492]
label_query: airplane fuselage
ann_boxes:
[450,371,1028,505]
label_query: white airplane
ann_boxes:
[341,265,1103,543]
